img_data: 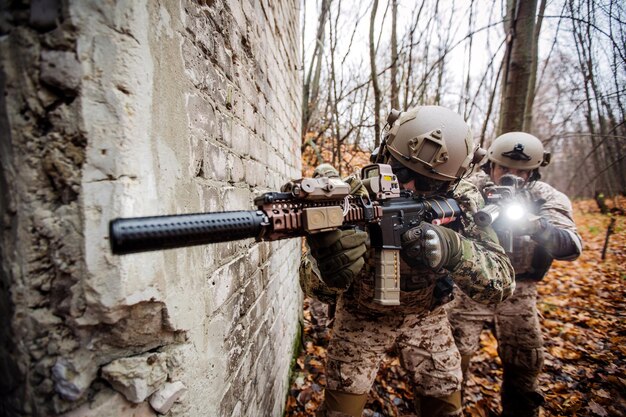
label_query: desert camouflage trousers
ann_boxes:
[447,280,544,393]
[325,299,463,399]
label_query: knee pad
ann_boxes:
[415,392,462,417]
[321,389,368,417]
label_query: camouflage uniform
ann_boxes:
[448,171,582,416]
[302,179,514,417]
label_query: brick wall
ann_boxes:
[0,1,302,416]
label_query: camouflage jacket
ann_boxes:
[468,171,582,278]
[300,178,515,314]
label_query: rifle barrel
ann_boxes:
[474,204,500,227]
[109,210,267,254]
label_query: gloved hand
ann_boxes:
[401,223,463,271]
[306,229,368,290]
[512,212,544,236]
[528,217,551,241]
[313,163,340,179]
[343,174,369,197]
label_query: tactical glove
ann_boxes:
[401,223,463,271]
[343,175,369,197]
[512,212,543,236]
[313,163,340,179]
[306,229,368,290]
[530,218,582,260]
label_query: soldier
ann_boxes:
[448,132,583,417]
[300,106,515,417]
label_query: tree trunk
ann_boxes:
[480,58,505,147]
[523,0,546,131]
[498,0,539,134]
[370,0,381,147]
[390,0,399,110]
[302,0,331,139]
[329,1,342,174]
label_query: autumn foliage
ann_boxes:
[301,133,373,178]
[284,198,626,417]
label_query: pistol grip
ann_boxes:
[373,249,401,306]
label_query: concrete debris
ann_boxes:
[40,49,81,93]
[51,356,98,401]
[59,388,157,417]
[149,381,187,414]
[101,352,168,403]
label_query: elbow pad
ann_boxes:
[532,219,582,260]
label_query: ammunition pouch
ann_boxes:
[432,275,455,309]
[299,253,341,304]
[398,270,454,310]
[515,246,553,282]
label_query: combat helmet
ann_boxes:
[487,132,550,170]
[382,106,483,186]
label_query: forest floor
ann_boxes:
[284,198,626,417]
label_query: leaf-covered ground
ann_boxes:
[284,199,626,417]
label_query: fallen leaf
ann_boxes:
[594,389,611,399]
[284,198,626,417]
[588,400,608,416]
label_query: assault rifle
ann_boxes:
[473,174,530,252]
[109,163,461,306]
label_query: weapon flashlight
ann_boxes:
[504,203,525,221]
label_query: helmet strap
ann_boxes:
[528,168,541,182]
[371,136,390,164]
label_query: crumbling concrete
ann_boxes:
[101,352,169,403]
[149,381,187,414]
[0,0,301,416]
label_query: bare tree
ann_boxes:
[528,0,625,197]
[302,0,331,140]
[390,0,399,110]
[369,0,382,147]
[402,2,428,109]
[564,0,625,195]
[497,0,539,134]
[460,0,476,118]
[523,0,547,131]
